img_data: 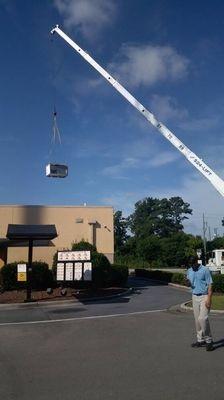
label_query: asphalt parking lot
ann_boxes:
[0,278,223,400]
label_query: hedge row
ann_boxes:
[0,262,54,291]
[0,260,128,291]
[135,268,224,293]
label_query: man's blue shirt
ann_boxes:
[187,265,213,295]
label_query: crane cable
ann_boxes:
[52,107,61,145]
[48,33,63,160]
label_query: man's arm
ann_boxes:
[206,284,213,309]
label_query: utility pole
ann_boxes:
[208,226,211,241]
[202,213,207,264]
[214,227,218,237]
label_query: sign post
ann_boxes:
[17,264,27,282]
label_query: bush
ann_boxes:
[0,261,53,291]
[31,262,54,290]
[212,274,224,293]
[72,241,97,252]
[171,272,186,285]
[92,252,112,288]
[1,262,20,290]
[115,255,151,269]
[109,264,129,287]
[135,269,173,283]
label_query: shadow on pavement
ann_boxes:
[213,338,224,350]
[50,307,86,314]
[81,296,131,306]
[128,277,168,287]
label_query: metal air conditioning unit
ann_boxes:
[46,164,68,178]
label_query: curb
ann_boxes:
[180,301,224,314]
[134,276,191,292]
[0,288,132,309]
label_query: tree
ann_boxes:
[114,210,129,252]
[185,235,204,258]
[207,237,224,252]
[128,196,192,238]
[136,235,161,262]
[159,232,190,267]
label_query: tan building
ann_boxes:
[0,205,114,268]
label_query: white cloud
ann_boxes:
[148,151,180,167]
[150,94,188,122]
[102,157,139,178]
[54,0,117,39]
[109,44,189,88]
[161,174,224,237]
[179,115,220,132]
[149,94,221,136]
[102,171,224,236]
[101,148,180,179]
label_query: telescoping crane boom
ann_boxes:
[51,25,224,198]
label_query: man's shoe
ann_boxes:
[191,341,205,348]
[206,342,214,351]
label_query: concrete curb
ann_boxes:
[0,288,132,310]
[180,301,224,314]
[135,276,191,292]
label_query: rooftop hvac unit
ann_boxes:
[46,164,68,178]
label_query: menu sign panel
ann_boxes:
[58,251,90,262]
[83,262,92,281]
[56,263,65,281]
[74,263,83,280]
[56,251,92,281]
[65,263,73,281]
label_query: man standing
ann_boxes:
[187,256,213,351]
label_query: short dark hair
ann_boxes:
[188,255,198,266]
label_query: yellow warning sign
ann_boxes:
[17,272,27,282]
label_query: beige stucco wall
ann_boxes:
[0,205,114,267]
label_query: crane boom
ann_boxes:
[51,25,224,198]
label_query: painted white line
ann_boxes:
[0,309,166,327]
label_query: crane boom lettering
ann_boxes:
[51,25,224,198]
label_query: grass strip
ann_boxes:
[187,295,224,310]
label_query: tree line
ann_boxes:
[114,196,224,268]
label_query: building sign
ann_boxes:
[56,263,65,281]
[83,262,92,281]
[56,251,92,281]
[58,251,90,262]
[17,264,27,282]
[65,263,73,281]
[74,262,82,280]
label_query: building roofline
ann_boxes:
[0,204,113,209]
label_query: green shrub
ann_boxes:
[149,259,167,269]
[92,252,112,288]
[115,255,151,269]
[72,241,97,252]
[135,269,173,283]
[109,264,129,287]
[0,261,53,291]
[171,272,186,285]
[1,262,20,290]
[31,261,54,290]
[212,274,224,293]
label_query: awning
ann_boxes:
[6,224,58,241]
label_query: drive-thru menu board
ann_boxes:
[56,263,65,281]
[56,251,92,282]
[65,263,74,281]
[83,262,92,281]
[58,251,90,261]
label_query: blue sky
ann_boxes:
[1,0,224,237]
